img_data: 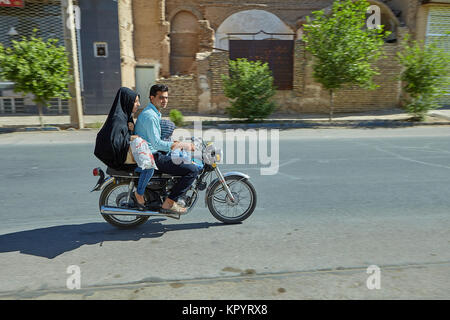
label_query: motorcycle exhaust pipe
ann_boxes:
[100,206,180,219]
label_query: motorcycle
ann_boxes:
[91,137,257,228]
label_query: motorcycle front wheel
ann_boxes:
[206,176,257,224]
[99,181,149,229]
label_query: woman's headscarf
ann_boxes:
[94,87,139,169]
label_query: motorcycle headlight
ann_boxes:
[204,143,221,165]
[215,148,222,163]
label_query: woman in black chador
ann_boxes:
[94,87,139,169]
[94,87,153,210]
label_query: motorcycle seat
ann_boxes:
[106,166,181,179]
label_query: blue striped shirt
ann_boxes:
[135,103,173,154]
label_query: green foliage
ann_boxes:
[303,0,388,90]
[302,0,388,119]
[0,30,72,109]
[169,109,184,127]
[221,58,276,122]
[396,35,450,120]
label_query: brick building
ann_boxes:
[122,0,449,115]
[1,0,449,115]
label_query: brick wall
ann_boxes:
[129,1,428,115]
[154,39,405,115]
[132,0,170,77]
[293,40,306,96]
[283,41,404,113]
[155,75,199,112]
[333,45,402,112]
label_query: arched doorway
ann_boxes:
[215,9,294,51]
[216,10,295,90]
[170,11,199,75]
[367,0,400,42]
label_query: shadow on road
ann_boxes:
[0,219,228,259]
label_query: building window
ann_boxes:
[94,42,108,58]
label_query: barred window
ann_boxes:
[0,1,65,47]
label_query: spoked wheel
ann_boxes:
[99,181,149,228]
[206,176,257,224]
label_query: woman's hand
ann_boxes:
[128,122,135,132]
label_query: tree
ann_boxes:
[0,31,72,126]
[169,109,184,127]
[396,34,450,121]
[302,0,388,120]
[221,58,276,122]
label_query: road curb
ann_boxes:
[1,120,450,134]
[0,127,61,134]
[185,120,450,130]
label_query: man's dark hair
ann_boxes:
[149,84,169,98]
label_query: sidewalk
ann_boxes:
[1,108,450,132]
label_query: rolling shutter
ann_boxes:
[426,6,450,105]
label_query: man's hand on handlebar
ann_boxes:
[171,141,195,151]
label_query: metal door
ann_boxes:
[229,39,294,90]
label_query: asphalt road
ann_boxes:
[0,127,449,299]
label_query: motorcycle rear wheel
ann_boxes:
[99,181,149,229]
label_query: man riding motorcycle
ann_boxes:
[134,84,198,215]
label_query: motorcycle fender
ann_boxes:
[204,171,250,207]
[99,176,115,191]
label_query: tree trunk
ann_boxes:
[37,103,44,128]
[329,90,334,122]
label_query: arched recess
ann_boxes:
[215,9,294,51]
[296,1,400,42]
[170,11,199,75]
[215,9,295,90]
[367,0,401,42]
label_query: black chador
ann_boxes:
[94,87,138,169]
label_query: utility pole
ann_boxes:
[61,0,84,129]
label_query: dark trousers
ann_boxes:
[154,152,200,201]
